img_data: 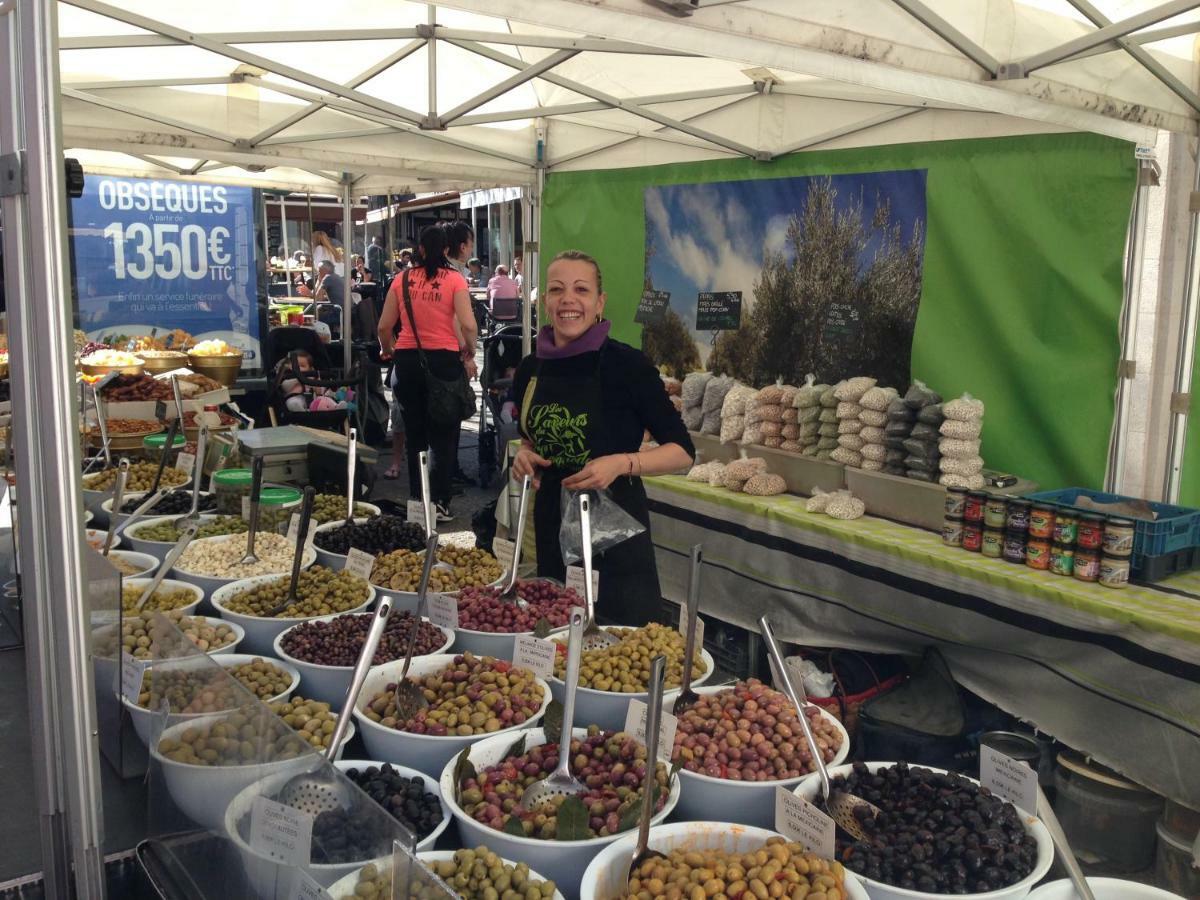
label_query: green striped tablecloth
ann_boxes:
[645,475,1200,806]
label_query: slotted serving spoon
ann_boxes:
[390,532,440,722]
[496,475,531,607]
[102,459,130,556]
[237,454,265,567]
[671,544,704,716]
[520,605,589,809]
[343,426,358,526]
[134,522,199,612]
[625,653,668,885]
[578,493,618,651]
[264,486,316,617]
[172,425,209,529]
[759,615,881,841]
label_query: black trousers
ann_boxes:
[392,349,463,506]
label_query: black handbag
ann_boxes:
[400,270,477,426]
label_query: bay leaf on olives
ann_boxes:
[616,780,662,834]
[542,699,563,747]
[533,617,552,639]
[452,747,476,806]
[501,733,526,761]
[502,815,527,838]
[555,795,590,842]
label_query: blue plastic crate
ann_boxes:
[1027,487,1200,572]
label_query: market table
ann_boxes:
[645,475,1200,807]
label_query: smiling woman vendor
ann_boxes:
[511,250,695,626]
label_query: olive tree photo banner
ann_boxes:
[541,133,1137,492]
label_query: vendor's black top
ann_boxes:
[512,338,694,466]
[512,337,693,627]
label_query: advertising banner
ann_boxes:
[70,175,263,366]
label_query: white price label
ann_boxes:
[249,795,313,867]
[174,452,196,474]
[291,869,330,900]
[565,566,600,599]
[679,614,704,650]
[120,653,145,704]
[492,537,515,572]
[407,500,426,526]
[427,593,458,630]
[775,786,836,858]
[344,548,375,581]
[623,698,678,764]
[241,496,250,520]
[512,634,556,679]
[980,745,1039,815]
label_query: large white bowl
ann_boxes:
[169,534,318,605]
[151,710,355,832]
[671,684,851,827]
[439,726,681,900]
[795,763,1054,900]
[546,628,716,732]
[580,821,871,900]
[1028,878,1185,899]
[310,517,367,570]
[353,653,553,777]
[123,514,222,559]
[85,528,123,553]
[121,652,301,746]
[451,622,569,659]
[326,850,566,900]
[83,473,192,525]
[222,757,409,896]
[106,549,159,578]
[210,573,376,655]
[273,612,454,705]
[122,578,204,618]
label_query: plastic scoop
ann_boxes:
[264,486,315,617]
[624,653,668,885]
[671,544,703,716]
[390,532,440,722]
[578,493,618,651]
[520,606,589,809]
[759,614,881,841]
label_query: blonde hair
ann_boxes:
[550,249,602,293]
[311,230,344,263]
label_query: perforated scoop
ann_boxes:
[759,615,882,842]
[520,606,588,809]
[577,493,618,652]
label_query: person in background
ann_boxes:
[511,250,694,625]
[487,264,520,320]
[350,254,368,283]
[377,224,478,520]
[311,230,344,276]
[398,248,413,269]
[313,260,345,339]
[467,257,489,287]
[442,221,476,486]
[512,255,524,292]
[366,235,387,284]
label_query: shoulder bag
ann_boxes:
[400,270,476,426]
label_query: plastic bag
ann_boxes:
[904,380,941,409]
[838,418,865,435]
[834,377,876,402]
[940,418,982,440]
[682,372,712,410]
[886,399,915,422]
[682,406,703,431]
[916,403,945,425]
[860,425,885,444]
[858,409,887,428]
[794,376,826,409]
[819,385,840,408]
[818,408,840,424]
[702,376,734,415]
[806,488,832,513]
[859,386,898,411]
[782,408,799,425]
[559,488,647,565]
[943,393,985,422]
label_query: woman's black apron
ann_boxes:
[520,353,661,626]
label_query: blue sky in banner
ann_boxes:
[644,170,928,336]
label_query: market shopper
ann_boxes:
[377,224,478,520]
[311,229,344,275]
[511,250,694,625]
[366,234,387,284]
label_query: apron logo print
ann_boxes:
[529,403,590,468]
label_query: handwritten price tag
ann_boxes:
[291,869,330,900]
[174,452,196,474]
[427,593,458,630]
[775,786,835,858]
[120,653,145,704]
[980,745,1039,815]
[623,698,678,764]
[492,537,515,572]
[344,548,375,581]
[565,566,600,599]
[513,634,556,678]
[406,500,426,526]
[249,796,313,866]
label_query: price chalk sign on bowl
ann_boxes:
[406,500,426,527]
[696,291,742,331]
[119,653,146,705]
[344,548,375,582]
[565,565,599,599]
[979,745,1039,815]
[290,870,330,900]
[623,698,678,764]
[249,795,313,867]
[512,633,556,679]
[427,593,458,631]
[774,786,835,859]
[634,289,670,326]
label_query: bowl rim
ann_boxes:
[85,527,124,550]
[149,708,356,771]
[437,725,682,848]
[125,513,227,544]
[351,653,552,745]
[209,572,375,623]
[1026,877,1188,899]
[171,534,318,580]
[121,577,204,611]
[106,548,159,574]
[273,612,454,672]
[119,651,302,717]
[793,761,1055,900]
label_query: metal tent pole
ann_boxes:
[280,193,293,299]
[1164,146,1200,501]
[0,0,105,895]
[342,176,353,372]
[521,125,546,358]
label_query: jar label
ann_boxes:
[174,452,196,474]
[492,537,515,572]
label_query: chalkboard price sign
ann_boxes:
[696,291,742,330]
[635,290,671,325]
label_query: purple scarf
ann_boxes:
[536,320,611,359]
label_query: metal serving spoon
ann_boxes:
[343,426,358,526]
[172,425,208,529]
[390,532,440,722]
[102,459,129,556]
[236,454,264,567]
[520,606,589,809]
[496,475,531,608]
[578,493,618,651]
[134,522,199,612]
[625,654,668,885]
[671,544,703,716]
[146,416,180,500]
[264,486,315,617]
[760,615,881,841]
[1036,784,1097,900]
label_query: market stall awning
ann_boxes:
[55,0,1200,192]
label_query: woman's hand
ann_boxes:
[512,445,551,489]
[464,357,479,380]
[562,455,630,491]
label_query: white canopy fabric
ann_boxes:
[55,0,1200,193]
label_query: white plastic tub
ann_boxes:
[1028,878,1185,899]
[580,821,870,900]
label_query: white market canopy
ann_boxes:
[56,0,1200,194]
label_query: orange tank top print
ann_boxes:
[393,267,467,352]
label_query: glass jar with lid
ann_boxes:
[212,467,253,515]
[259,487,302,535]
[142,432,187,463]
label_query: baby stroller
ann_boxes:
[476,323,528,487]
[267,346,371,436]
